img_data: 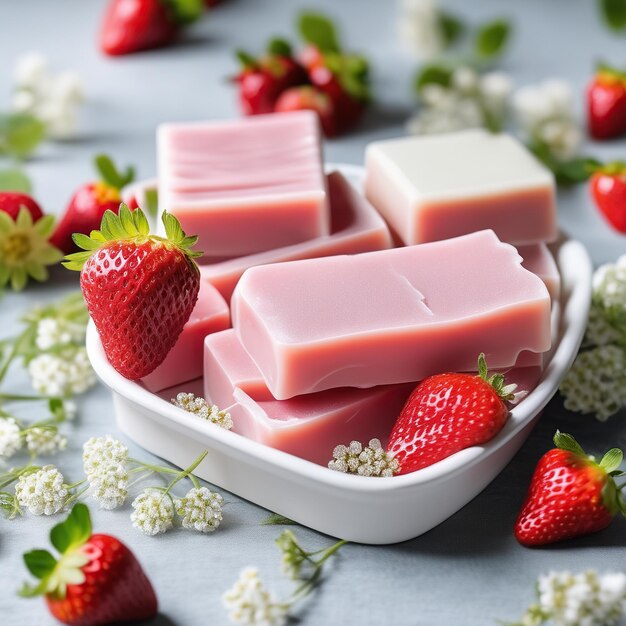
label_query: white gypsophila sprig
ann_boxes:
[82,435,129,480]
[35,317,85,351]
[0,418,23,458]
[328,438,400,477]
[584,304,623,348]
[12,52,84,140]
[175,487,224,533]
[29,347,96,397]
[222,567,288,626]
[593,255,626,325]
[171,393,233,430]
[90,463,128,510]
[398,0,446,61]
[15,465,68,515]
[559,345,626,421]
[131,488,175,536]
[25,427,67,457]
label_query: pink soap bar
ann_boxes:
[203,330,544,465]
[365,129,557,246]
[232,230,551,400]
[200,171,392,301]
[141,280,230,392]
[519,244,560,302]
[158,111,330,258]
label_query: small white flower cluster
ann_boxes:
[0,418,23,458]
[512,79,581,160]
[25,427,68,457]
[12,52,83,140]
[172,392,233,430]
[328,438,400,477]
[15,465,68,516]
[584,306,623,348]
[398,0,445,61]
[408,66,513,136]
[593,255,626,318]
[222,567,287,626]
[29,347,96,398]
[516,570,626,626]
[175,487,224,533]
[83,435,129,510]
[35,317,85,351]
[131,488,175,536]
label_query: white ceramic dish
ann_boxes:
[87,164,592,545]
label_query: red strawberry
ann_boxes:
[590,162,626,234]
[100,0,202,56]
[20,503,158,625]
[50,155,135,254]
[235,39,308,116]
[0,192,44,222]
[587,64,626,140]
[514,431,625,546]
[274,86,338,136]
[64,204,201,380]
[386,354,515,474]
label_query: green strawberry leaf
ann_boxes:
[50,503,92,555]
[298,13,341,54]
[554,431,587,457]
[94,154,135,191]
[0,169,32,193]
[529,142,601,186]
[414,63,454,94]
[600,0,626,30]
[475,19,511,60]
[235,49,259,71]
[267,38,293,57]
[599,448,624,473]
[23,549,57,580]
[439,11,465,47]
[166,0,203,25]
[0,113,46,160]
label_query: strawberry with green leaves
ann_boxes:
[386,354,516,474]
[587,62,626,140]
[515,432,626,546]
[50,155,135,254]
[64,204,201,380]
[20,503,158,625]
[590,161,626,234]
[0,192,63,291]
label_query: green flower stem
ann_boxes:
[65,478,87,490]
[290,539,347,602]
[0,465,38,490]
[127,470,155,488]
[64,485,89,508]
[0,393,46,402]
[0,340,20,384]
[164,451,207,494]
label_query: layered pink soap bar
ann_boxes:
[232,230,551,400]
[519,244,560,301]
[200,171,392,301]
[158,111,330,257]
[365,129,557,246]
[204,329,414,464]
[141,280,230,392]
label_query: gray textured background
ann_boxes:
[1,1,626,625]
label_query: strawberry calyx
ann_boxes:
[19,504,93,600]
[267,37,293,58]
[476,352,521,403]
[161,0,203,25]
[94,154,135,193]
[589,160,626,178]
[596,61,626,86]
[553,430,626,517]
[63,204,202,272]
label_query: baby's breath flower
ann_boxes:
[171,393,233,430]
[559,345,626,421]
[82,435,129,480]
[584,304,623,348]
[0,418,23,458]
[222,567,287,626]
[175,487,223,533]
[29,347,96,397]
[25,427,67,457]
[61,400,77,421]
[275,530,307,580]
[35,317,85,351]
[90,463,128,510]
[15,465,68,515]
[593,255,626,329]
[328,438,400,477]
[131,488,175,536]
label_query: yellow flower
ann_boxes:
[0,207,63,291]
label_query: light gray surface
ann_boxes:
[1,1,626,625]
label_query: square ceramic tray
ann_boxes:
[87,164,592,545]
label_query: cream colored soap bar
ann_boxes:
[365,129,557,246]
[232,230,552,400]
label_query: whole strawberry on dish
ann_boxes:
[100,0,203,56]
[587,63,626,140]
[64,204,201,380]
[386,354,518,474]
[515,431,625,546]
[20,503,158,625]
[50,154,135,254]
[0,192,63,291]
[589,161,626,234]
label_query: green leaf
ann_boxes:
[235,49,258,70]
[94,155,134,191]
[475,19,511,59]
[50,504,92,555]
[71,233,100,251]
[600,0,626,30]
[529,142,601,186]
[0,169,32,193]
[298,12,341,54]
[414,63,454,93]
[439,11,465,47]
[600,448,624,473]
[144,188,159,219]
[162,211,184,243]
[0,113,46,160]
[267,38,293,57]
[553,431,587,457]
[168,0,203,25]
[23,549,57,580]
[261,513,298,526]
